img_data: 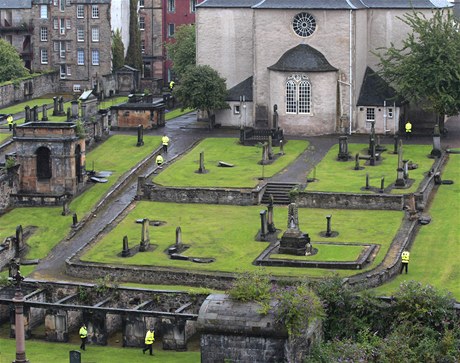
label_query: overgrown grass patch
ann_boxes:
[373,154,460,299]
[306,144,434,194]
[153,138,309,188]
[82,201,403,278]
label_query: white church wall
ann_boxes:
[356,105,399,135]
[215,101,253,128]
[196,8,254,89]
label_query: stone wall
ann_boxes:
[0,73,59,108]
[0,166,19,213]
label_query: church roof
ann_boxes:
[198,0,452,9]
[268,44,337,72]
[226,77,253,102]
[357,67,403,106]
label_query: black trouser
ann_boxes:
[143,343,153,355]
[80,337,87,350]
[400,262,408,274]
[162,144,168,153]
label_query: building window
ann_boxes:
[92,27,99,42]
[139,0,144,7]
[66,18,71,29]
[168,23,175,37]
[59,0,65,11]
[285,74,311,114]
[92,49,100,65]
[292,12,316,37]
[234,105,240,115]
[388,107,393,118]
[36,147,52,179]
[191,0,197,13]
[67,65,71,76]
[77,49,85,65]
[40,27,48,42]
[143,62,151,78]
[139,17,145,30]
[40,5,48,19]
[77,27,84,42]
[53,18,58,30]
[60,18,65,34]
[168,0,175,12]
[60,65,66,79]
[77,5,84,18]
[92,5,99,18]
[141,39,145,53]
[73,84,81,92]
[59,41,66,58]
[54,0,58,5]
[366,108,375,128]
[40,49,48,64]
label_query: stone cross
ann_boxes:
[139,218,150,252]
[259,210,268,239]
[197,151,206,173]
[286,203,300,231]
[41,104,48,121]
[136,125,144,147]
[121,236,130,257]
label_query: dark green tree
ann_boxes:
[0,39,29,83]
[165,24,196,79]
[125,0,142,71]
[173,65,229,124]
[112,28,125,71]
[375,10,460,117]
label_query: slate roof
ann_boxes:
[0,0,31,8]
[226,77,253,102]
[357,67,403,106]
[198,0,451,9]
[268,44,337,72]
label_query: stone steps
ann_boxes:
[261,182,299,205]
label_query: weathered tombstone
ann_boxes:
[15,225,23,258]
[267,195,276,233]
[121,236,130,257]
[58,96,64,114]
[393,134,399,154]
[279,140,284,156]
[136,125,144,147]
[279,203,310,255]
[395,139,406,187]
[259,210,268,240]
[62,200,70,216]
[66,107,71,122]
[139,218,150,252]
[41,104,48,121]
[430,124,442,158]
[338,136,350,161]
[267,135,274,160]
[369,138,376,166]
[197,151,207,174]
[365,173,370,190]
[69,350,81,363]
[261,143,269,165]
[380,177,385,193]
[72,213,78,227]
[403,160,409,180]
[32,105,39,121]
[175,227,183,251]
[305,239,313,256]
[24,106,31,122]
[354,153,360,170]
[52,96,58,116]
[272,104,278,130]
[405,193,418,220]
[71,100,79,119]
[325,215,332,237]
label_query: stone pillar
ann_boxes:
[121,236,130,257]
[325,215,332,237]
[11,266,29,363]
[139,218,150,252]
[32,105,38,121]
[52,96,58,116]
[41,104,48,121]
[430,124,442,158]
[136,125,144,147]
[259,210,268,240]
[24,106,30,122]
[395,140,406,187]
[58,96,64,115]
[71,100,79,119]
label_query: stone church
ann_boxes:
[196,0,452,135]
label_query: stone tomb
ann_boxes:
[13,122,86,201]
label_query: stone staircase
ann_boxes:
[261,182,299,205]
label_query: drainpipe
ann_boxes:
[349,9,353,135]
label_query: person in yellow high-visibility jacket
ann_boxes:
[400,250,410,274]
[79,323,88,351]
[142,327,155,355]
[405,121,412,140]
[161,134,170,153]
[7,115,13,132]
[156,154,164,167]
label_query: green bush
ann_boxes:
[227,270,272,304]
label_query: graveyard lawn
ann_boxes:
[153,138,309,188]
[82,201,403,278]
[373,153,460,299]
[0,132,11,144]
[306,144,433,194]
[0,135,161,260]
[165,107,195,120]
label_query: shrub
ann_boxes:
[227,269,272,304]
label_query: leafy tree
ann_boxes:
[0,39,29,83]
[173,65,229,123]
[125,0,142,71]
[375,10,460,117]
[112,28,125,71]
[165,24,196,79]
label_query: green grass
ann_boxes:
[373,153,460,299]
[99,96,128,109]
[0,135,160,260]
[0,133,11,144]
[271,244,365,262]
[153,138,309,188]
[165,108,194,120]
[82,201,403,278]
[306,144,434,194]
[0,337,200,363]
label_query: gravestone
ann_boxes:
[268,136,274,160]
[279,140,284,156]
[338,136,350,161]
[41,104,48,121]
[365,173,370,190]
[196,151,207,174]
[267,195,276,233]
[175,226,184,253]
[272,104,279,130]
[395,139,406,187]
[430,124,442,158]
[354,153,360,170]
[279,203,310,255]
[15,225,23,258]
[325,215,332,237]
[72,213,78,227]
[403,160,409,180]
[58,96,65,115]
[261,143,269,165]
[32,105,39,121]
[62,200,70,216]
[139,218,150,252]
[369,137,376,166]
[380,177,385,193]
[52,96,58,116]
[136,125,144,147]
[121,236,130,257]
[25,106,31,122]
[71,100,79,119]
[69,350,81,363]
[66,107,71,122]
[259,210,268,240]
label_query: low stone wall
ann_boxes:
[0,166,19,213]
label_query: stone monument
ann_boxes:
[278,203,310,255]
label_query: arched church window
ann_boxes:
[292,13,316,37]
[285,75,311,115]
[36,146,51,180]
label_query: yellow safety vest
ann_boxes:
[162,136,169,146]
[401,251,410,263]
[405,122,412,133]
[169,81,175,90]
[145,330,155,344]
[7,115,13,125]
[79,327,87,338]
[156,155,163,165]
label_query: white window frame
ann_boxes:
[234,105,240,115]
[77,27,85,42]
[40,49,48,64]
[366,108,375,129]
[54,0,58,6]
[59,41,66,58]
[60,0,65,12]
[285,74,311,115]
[53,18,58,30]
[77,49,85,65]
[66,18,71,29]
[66,65,71,76]
[91,27,99,42]
[40,5,48,19]
[40,27,48,42]
[139,17,145,30]
[168,0,175,13]
[77,5,84,18]
[73,84,81,92]
[388,107,394,118]
[168,23,175,37]
[139,0,144,7]
[92,49,100,65]
[92,5,99,19]
[60,18,65,35]
[190,0,197,13]
[60,65,66,79]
